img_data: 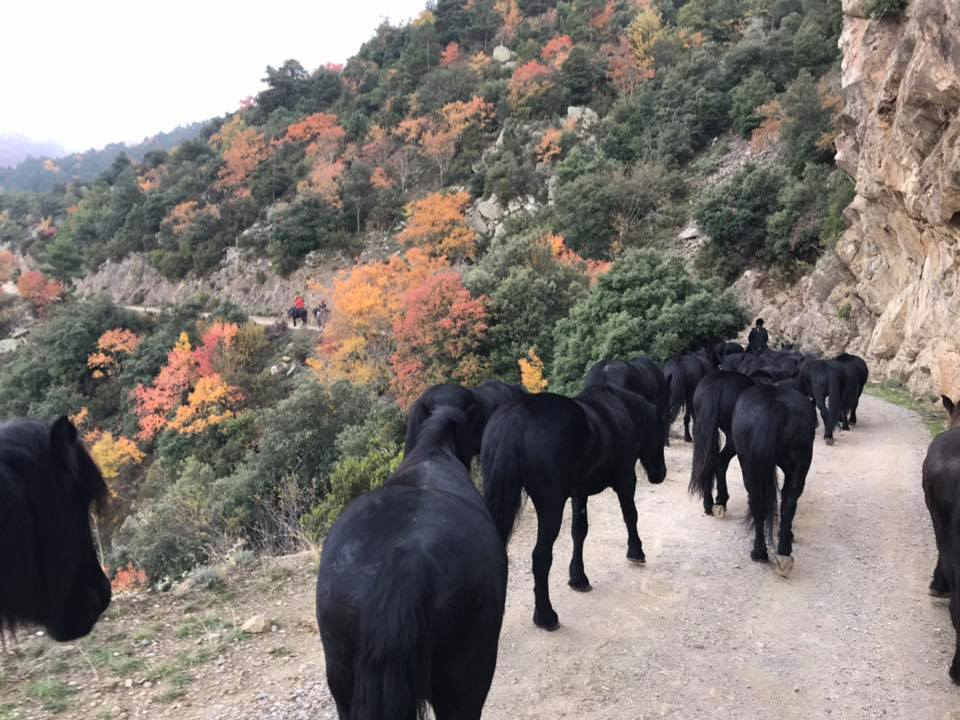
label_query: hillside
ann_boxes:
[0,0,871,589]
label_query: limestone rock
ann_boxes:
[241,615,269,634]
[492,45,514,63]
[566,106,599,129]
[736,0,960,398]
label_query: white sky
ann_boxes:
[2,0,429,153]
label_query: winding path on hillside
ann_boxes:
[120,305,321,332]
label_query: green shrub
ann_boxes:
[695,164,785,283]
[552,251,747,392]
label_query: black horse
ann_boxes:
[403,380,527,461]
[287,306,308,327]
[731,385,816,576]
[0,417,111,642]
[799,358,848,444]
[690,371,756,517]
[922,395,960,684]
[834,352,869,426]
[585,358,669,447]
[664,351,715,442]
[715,341,744,358]
[316,406,508,718]
[482,368,666,630]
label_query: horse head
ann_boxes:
[942,395,960,430]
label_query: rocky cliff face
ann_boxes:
[736,0,960,397]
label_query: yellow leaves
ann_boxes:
[168,373,243,434]
[396,191,477,261]
[494,0,521,40]
[371,166,394,190]
[519,349,548,393]
[87,432,144,482]
[162,201,220,236]
[537,127,565,163]
[628,6,664,79]
[413,9,435,26]
[298,158,345,207]
[469,52,492,74]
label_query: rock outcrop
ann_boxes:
[73,247,342,314]
[736,0,960,397]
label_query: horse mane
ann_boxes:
[396,406,471,473]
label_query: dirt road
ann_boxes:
[484,393,957,720]
[4,394,957,719]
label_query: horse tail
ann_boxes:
[827,366,843,435]
[481,416,524,545]
[351,554,431,720]
[742,403,783,541]
[689,385,720,499]
[665,365,685,424]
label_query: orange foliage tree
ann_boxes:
[441,42,461,66]
[509,60,555,108]
[87,328,141,379]
[541,35,574,69]
[396,191,477,261]
[167,374,244,434]
[86,431,145,485]
[133,332,195,441]
[309,249,447,389]
[420,97,494,186]
[518,348,548,393]
[17,270,63,312]
[210,116,270,195]
[133,325,242,441]
[390,271,489,407]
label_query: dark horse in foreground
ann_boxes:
[731,385,816,577]
[0,417,111,643]
[287,306,308,327]
[922,395,960,684]
[316,407,507,718]
[482,365,666,630]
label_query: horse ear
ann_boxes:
[50,416,78,452]
[943,395,956,416]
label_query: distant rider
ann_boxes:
[747,318,769,353]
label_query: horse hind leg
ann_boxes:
[712,439,736,518]
[531,501,563,630]
[683,406,694,443]
[568,496,592,592]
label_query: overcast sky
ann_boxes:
[2,0,429,153]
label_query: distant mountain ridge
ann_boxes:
[0,122,209,192]
[0,134,66,169]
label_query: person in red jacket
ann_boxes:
[289,295,307,327]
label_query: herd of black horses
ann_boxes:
[2,337,960,718]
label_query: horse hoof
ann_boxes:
[712,505,726,518]
[534,611,560,631]
[929,587,951,599]
[825,437,835,446]
[750,549,768,563]
[627,549,646,564]
[568,579,593,593]
[774,554,794,578]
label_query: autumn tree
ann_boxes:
[87,328,141,379]
[441,42,461,66]
[390,270,489,407]
[167,373,244,434]
[396,191,477,261]
[87,431,145,484]
[133,332,195,441]
[509,60,556,111]
[309,249,447,390]
[419,97,494,186]
[17,270,63,313]
[210,116,270,194]
[541,35,574,69]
